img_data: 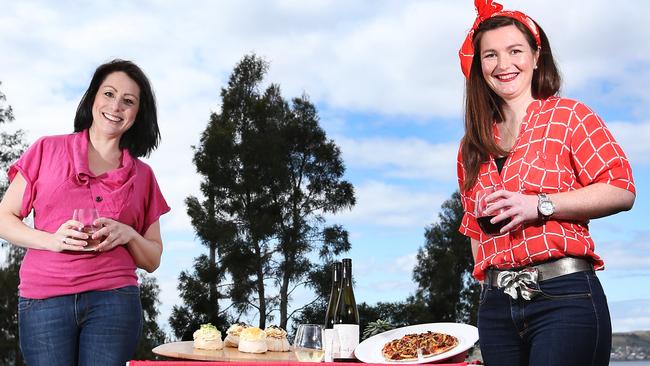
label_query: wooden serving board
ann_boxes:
[152,341,298,362]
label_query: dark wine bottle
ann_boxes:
[333,258,359,361]
[324,261,342,329]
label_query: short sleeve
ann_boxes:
[8,137,47,218]
[457,145,481,240]
[569,103,635,193]
[142,170,170,234]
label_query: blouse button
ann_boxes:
[95,196,103,202]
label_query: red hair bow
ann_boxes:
[458,0,541,78]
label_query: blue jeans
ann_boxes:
[19,286,143,366]
[478,270,611,366]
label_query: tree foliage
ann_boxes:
[173,54,354,334]
[0,82,27,197]
[133,272,168,360]
[0,82,27,365]
[304,192,478,339]
[411,191,479,324]
[0,244,25,365]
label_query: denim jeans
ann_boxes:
[19,286,143,366]
[478,270,611,366]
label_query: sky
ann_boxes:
[1,0,649,335]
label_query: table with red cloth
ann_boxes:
[141,340,480,366]
[128,362,480,366]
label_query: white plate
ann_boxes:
[354,322,478,364]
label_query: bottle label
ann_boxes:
[323,328,339,362]
[333,324,359,359]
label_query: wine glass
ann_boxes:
[475,186,510,236]
[294,324,324,362]
[72,208,100,251]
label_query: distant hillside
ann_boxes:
[612,331,650,360]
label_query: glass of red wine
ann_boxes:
[475,186,511,236]
[72,208,101,251]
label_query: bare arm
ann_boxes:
[0,172,90,251]
[487,183,635,233]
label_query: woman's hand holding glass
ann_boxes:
[53,218,92,252]
[92,217,137,252]
[479,188,541,234]
[55,208,137,252]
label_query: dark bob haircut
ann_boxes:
[74,59,160,158]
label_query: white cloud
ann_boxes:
[610,299,650,333]
[598,232,650,271]
[608,121,650,167]
[338,136,458,180]
[333,181,446,228]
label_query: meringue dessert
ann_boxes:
[238,327,268,354]
[224,322,250,348]
[265,325,290,352]
[193,323,223,350]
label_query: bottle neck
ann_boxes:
[341,265,352,285]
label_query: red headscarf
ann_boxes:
[459,0,541,78]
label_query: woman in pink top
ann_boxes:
[0,59,170,366]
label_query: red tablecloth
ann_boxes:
[128,362,478,366]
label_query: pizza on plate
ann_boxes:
[381,331,459,361]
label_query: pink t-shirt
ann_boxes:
[8,129,171,299]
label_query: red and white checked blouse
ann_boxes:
[457,96,635,281]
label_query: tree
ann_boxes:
[273,96,355,328]
[169,254,231,340]
[133,272,167,360]
[0,245,25,365]
[411,191,480,325]
[0,82,26,197]
[0,81,27,365]
[176,54,354,332]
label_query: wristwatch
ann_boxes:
[537,193,555,222]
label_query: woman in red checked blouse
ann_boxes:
[0,60,170,366]
[457,1,635,365]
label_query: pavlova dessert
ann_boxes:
[224,322,250,348]
[193,323,223,350]
[238,326,268,354]
[264,325,290,352]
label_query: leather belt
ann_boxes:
[484,257,594,300]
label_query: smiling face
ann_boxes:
[91,71,140,139]
[479,24,539,104]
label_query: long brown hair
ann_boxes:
[461,16,561,191]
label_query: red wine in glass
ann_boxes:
[73,208,100,250]
[475,186,509,236]
[477,216,511,235]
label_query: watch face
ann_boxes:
[540,201,554,216]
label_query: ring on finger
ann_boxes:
[62,237,67,245]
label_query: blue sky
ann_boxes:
[1,0,648,335]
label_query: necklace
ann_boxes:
[498,120,520,151]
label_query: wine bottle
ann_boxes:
[333,258,359,361]
[324,261,342,329]
[324,261,342,362]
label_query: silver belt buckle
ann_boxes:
[496,267,541,300]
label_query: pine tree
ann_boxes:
[0,81,27,365]
[172,54,354,332]
[412,191,479,324]
[133,272,167,359]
